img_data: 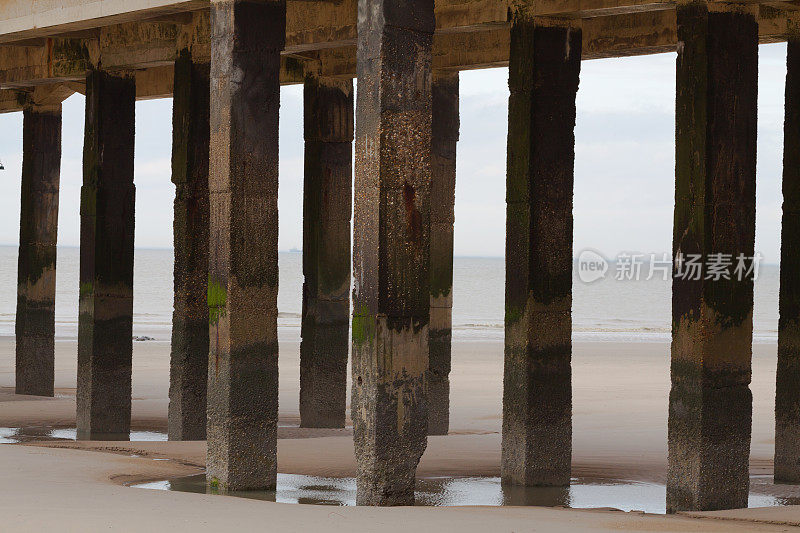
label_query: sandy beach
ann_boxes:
[1,335,799,531]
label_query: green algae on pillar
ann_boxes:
[776,39,800,483]
[428,70,459,436]
[300,75,353,429]
[501,17,580,488]
[168,51,210,441]
[352,0,434,506]
[77,70,136,441]
[206,0,285,491]
[667,1,758,512]
[15,104,62,397]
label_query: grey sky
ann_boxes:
[0,43,788,261]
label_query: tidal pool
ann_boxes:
[4,425,796,513]
[0,426,167,443]
[133,473,793,513]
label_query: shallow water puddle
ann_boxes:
[132,474,793,513]
[3,425,795,513]
[0,427,167,443]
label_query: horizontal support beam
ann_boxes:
[0,88,24,113]
[2,3,799,93]
[128,56,304,99]
[0,84,75,113]
[0,1,207,44]
[320,6,798,76]
[0,0,508,46]
[0,53,304,112]
[5,0,800,44]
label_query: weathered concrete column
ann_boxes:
[300,75,353,429]
[206,0,285,491]
[667,2,758,512]
[428,71,459,436]
[15,103,62,397]
[77,70,136,441]
[168,51,210,441]
[501,17,580,488]
[776,40,800,483]
[352,0,434,506]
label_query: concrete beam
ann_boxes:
[2,4,800,91]
[0,38,98,88]
[9,0,794,45]
[0,85,75,113]
[317,7,800,78]
[0,1,207,43]
[55,57,303,102]
[135,65,173,99]
[0,89,23,112]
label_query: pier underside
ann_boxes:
[1,0,800,106]
[2,0,797,513]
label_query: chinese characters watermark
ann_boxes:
[576,249,763,284]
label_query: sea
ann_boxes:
[0,245,780,344]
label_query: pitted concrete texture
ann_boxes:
[15,104,61,397]
[77,69,136,441]
[168,51,210,442]
[667,2,758,513]
[300,75,353,429]
[428,70,459,436]
[776,39,800,484]
[351,0,435,506]
[501,19,580,488]
[206,0,285,492]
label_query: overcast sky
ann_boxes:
[0,43,789,261]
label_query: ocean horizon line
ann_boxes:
[0,243,506,259]
[0,244,781,266]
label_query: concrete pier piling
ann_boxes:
[168,51,210,441]
[667,1,758,512]
[300,75,353,429]
[77,70,137,441]
[206,0,285,491]
[3,0,797,513]
[428,71,459,436]
[351,0,434,506]
[776,39,800,483]
[501,17,580,487]
[15,103,62,397]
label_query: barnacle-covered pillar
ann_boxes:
[168,51,210,441]
[206,0,285,490]
[428,70,459,436]
[667,1,758,512]
[15,102,62,397]
[775,40,800,483]
[501,16,580,487]
[351,0,434,506]
[300,75,353,429]
[77,70,136,440]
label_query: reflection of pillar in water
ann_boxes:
[501,483,571,507]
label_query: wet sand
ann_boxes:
[0,336,797,531]
[7,444,800,533]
